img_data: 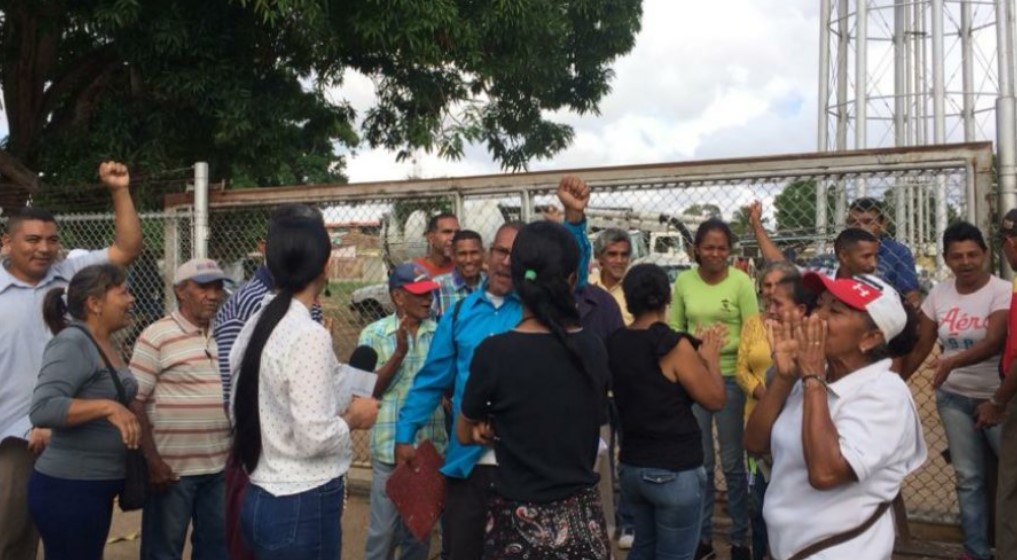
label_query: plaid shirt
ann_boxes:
[431,269,485,318]
[359,314,447,464]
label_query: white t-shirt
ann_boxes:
[764,360,927,559]
[920,276,1011,399]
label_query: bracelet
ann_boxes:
[989,396,1005,410]
[801,374,828,388]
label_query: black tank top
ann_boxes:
[607,322,704,471]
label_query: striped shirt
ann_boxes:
[432,269,485,318]
[359,314,447,464]
[131,311,231,476]
[213,265,323,405]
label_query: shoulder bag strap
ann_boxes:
[69,324,129,406]
[787,500,893,560]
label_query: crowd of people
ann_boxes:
[1,161,1016,560]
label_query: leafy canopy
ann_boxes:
[0,0,642,210]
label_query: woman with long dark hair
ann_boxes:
[608,263,727,560]
[28,264,140,560]
[457,220,612,559]
[228,210,378,559]
[670,218,759,559]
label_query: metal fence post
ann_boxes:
[194,162,209,260]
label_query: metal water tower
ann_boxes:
[818,0,1017,253]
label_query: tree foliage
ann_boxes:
[0,0,642,211]
[773,179,837,235]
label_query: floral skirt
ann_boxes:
[483,485,611,559]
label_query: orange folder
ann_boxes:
[385,440,446,541]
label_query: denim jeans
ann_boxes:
[620,464,705,560]
[936,389,1002,560]
[240,477,344,560]
[141,471,227,560]
[364,460,431,560]
[747,458,768,560]
[693,376,748,546]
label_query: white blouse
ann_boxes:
[229,296,353,496]
[763,359,927,559]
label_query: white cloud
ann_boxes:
[340,0,823,181]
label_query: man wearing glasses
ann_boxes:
[394,177,593,560]
[128,258,230,560]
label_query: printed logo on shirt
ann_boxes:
[941,307,988,335]
[721,299,732,313]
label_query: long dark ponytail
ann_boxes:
[511,221,597,387]
[233,209,331,474]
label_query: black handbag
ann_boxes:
[71,325,149,511]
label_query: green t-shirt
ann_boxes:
[669,267,759,376]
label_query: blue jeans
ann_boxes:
[693,376,748,546]
[240,477,344,560]
[364,460,431,560]
[141,471,227,560]
[747,458,768,560]
[27,470,121,560]
[936,389,1001,560]
[620,464,705,560]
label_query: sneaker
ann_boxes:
[695,541,716,559]
[730,544,751,560]
[617,529,634,550]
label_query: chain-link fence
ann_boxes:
[35,142,995,529]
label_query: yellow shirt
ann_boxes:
[735,314,772,421]
[590,269,634,325]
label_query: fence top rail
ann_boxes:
[163,142,994,211]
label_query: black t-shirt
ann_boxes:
[607,322,704,471]
[461,329,609,503]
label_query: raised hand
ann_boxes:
[747,200,763,228]
[794,313,827,378]
[771,311,801,380]
[98,161,130,192]
[697,324,725,367]
[557,175,590,216]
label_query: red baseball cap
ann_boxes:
[388,263,439,295]
[803,272,907,341]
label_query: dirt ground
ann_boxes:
[66,480,961,560]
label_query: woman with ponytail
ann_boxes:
[28,263,140,560]
[228,209,378,559]
[457,220,612,559]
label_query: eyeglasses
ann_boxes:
[490,246,511,260]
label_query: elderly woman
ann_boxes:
[900,222,1009,560]
[736,263,815,560]
[744,273,927,559]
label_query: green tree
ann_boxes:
[0,0,643,211]
[682,203,721,220]
[773,179,837,235]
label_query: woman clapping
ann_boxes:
[744,273,927,559]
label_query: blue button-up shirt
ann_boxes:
[876,235,919,296]
[394,218,590,478]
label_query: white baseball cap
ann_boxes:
[174,258,226,285]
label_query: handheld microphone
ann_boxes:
[346,346,380,398]
[348,345,379,374]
